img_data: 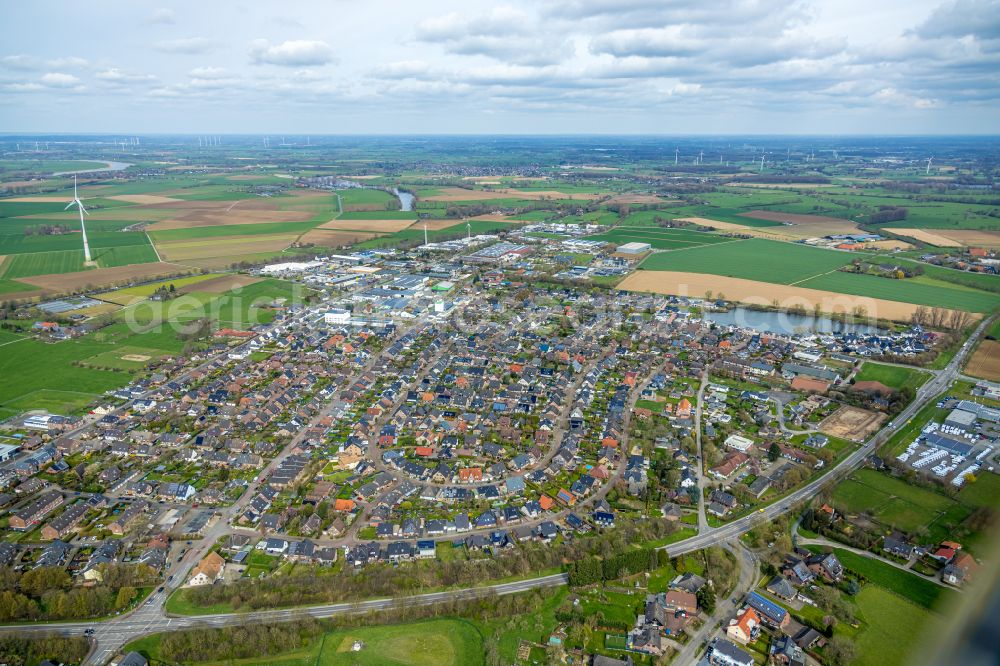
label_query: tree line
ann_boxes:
[0,563,156,622]
[181,519,680,612]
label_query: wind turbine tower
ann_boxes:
[467,221,471,240]
[674,148,679,165]
[65,176,92,263]
[759,154,765,173]
[423,223,428,246]
[926,157,933,175]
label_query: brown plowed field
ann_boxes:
[107,195,183,205]
[617,270,976,323]
[423,187,600,202]
[156,235,296,262]
[939,230,1000,247]
[966,340,1000,381]
[146,208,312,231]
[883,229,963,247]
[183,274,263,293]
[299,229,380,247]
[606,194,671,205]
[19,262,193,291]
[739,210,853,225]
[319,219,415,232]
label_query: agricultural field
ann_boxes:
[634,239,1000,313]
[586,226,734,250]
[351,219,517,250]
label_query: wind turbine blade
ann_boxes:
[73,175,78,199]
[79,202,89,215]
[65,202,75,211]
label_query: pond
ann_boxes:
[704,306,883,335]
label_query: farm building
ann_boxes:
[617,242,652,255]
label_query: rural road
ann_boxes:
[4,315,991,665]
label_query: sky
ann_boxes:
[1,0,998,134]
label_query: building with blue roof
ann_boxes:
[746,591,789,627]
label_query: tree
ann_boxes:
[115,586,136,609]
[768,442,781,462]
[696,585,716,614]
[826,636,857,665]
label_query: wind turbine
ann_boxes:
[674,148,679,165]
[65,176,92,263]
[467,221,471,240]
[926,157,933,175]
[759,154,765,173]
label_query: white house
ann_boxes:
[724,434,754,453]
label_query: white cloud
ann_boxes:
[0,55,37,70]
[189,66,228,79]
[40,72,80,88]
[249,39,335,66]
[96,68,157,84]
[149,8,176,25]
[154,37,216,54]
[1,55,88,71]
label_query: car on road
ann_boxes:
[758,508,765,513]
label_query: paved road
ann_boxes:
[5,315,991,664]
[694,370,710,533]
[672,541,758,666]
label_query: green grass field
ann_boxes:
[587,226,734,250]
[852,586,941,666]
[125,619,484,666]
[826,547,956,609]
[832,469,973,544]
[0,278,37,295]
[854,362,929,391]
[637,238,1000,312]
[0,337,132,415]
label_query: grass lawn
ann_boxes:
[826,547,956,609]
[0,337,134,415]
[125,618,483,666]
[853,362,929,391]
[164,588,236,616]
[852,586,941,666]
[831,468,971,544]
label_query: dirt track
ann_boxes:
[617,270,976,323]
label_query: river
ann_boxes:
[704,306,882,335]
[53,160,133,176]
[394,188,415,211]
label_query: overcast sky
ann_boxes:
[1,0,998,134]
